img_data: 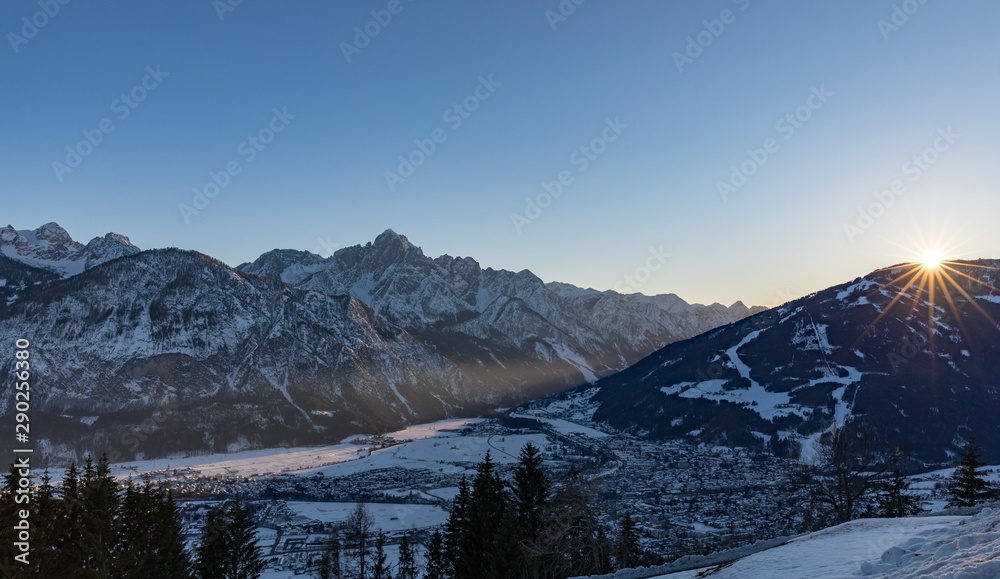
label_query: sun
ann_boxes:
[920,252,943,269]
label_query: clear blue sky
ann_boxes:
[3,1,998,306]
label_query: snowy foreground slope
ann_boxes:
[585,510,1000,579]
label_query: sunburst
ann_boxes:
[852,236,1000,357]
[920,252,943,269]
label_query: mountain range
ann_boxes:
[0,223,762,463]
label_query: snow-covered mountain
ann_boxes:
[238,229,766,379]
[580,260,1000,465]
[0,224,761,463]
[0,222,139,278]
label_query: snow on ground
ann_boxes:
[860,508,1000,577]
[105,419,483,480]
[521,386,602,422]
[649,516,967,579]
[725,330,800,420]
[551,343,600,383]
[297,432,549,479]
[509,413,609,438]
[908,465,1000,512]
[285,502,448,532]
[836,279,878,301]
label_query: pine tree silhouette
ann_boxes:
[422,530,448,579]
[877,469,923,517]
[396,532,418,579]
[948,435,995,508]
[615,512,641,569]
[195,498,264,578]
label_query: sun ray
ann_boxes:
[951,262,1000,271]
[939,263,1000,295]
[851,267,929,349]
[927,265,937,356]
[933,269,975,350]
[937,270,998,327]
[863,266,922,300]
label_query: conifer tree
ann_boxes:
[371,531,390,579]
[488,506,522,579]
[534,468,611,577]
[460,452,509,577]
[443,475,469,576]
[877,469,923,517]
[396,532,418,579]
[33,470,59,575]
[196,502,230,578]
[948,435,995,508]
[614,512,641,570]
[224,498,264,579]
[51,461,88,574]
[423,530,448,579]
[154,488,192,577]
[511,443,550,576]
[81,453,120,574]
[118,481,191,578]
[196,498,264,578]
[511,443,549,541]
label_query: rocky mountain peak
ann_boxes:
[1,223,139,277]
[372,229,420,255]
[33,222,78,247]
[0,225,18,243]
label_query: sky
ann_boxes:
[3,0,999,307]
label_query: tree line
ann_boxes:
[0,453,263,578]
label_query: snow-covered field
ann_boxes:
[105,419,485,480]
[509,413,610,438]
[285,502,448,532]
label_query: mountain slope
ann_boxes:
[587,260,1000,465]
[0,224,763,463]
